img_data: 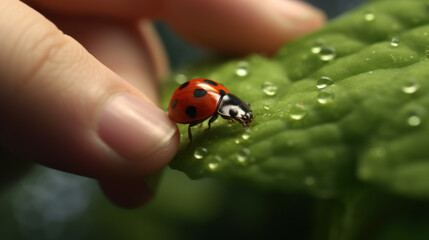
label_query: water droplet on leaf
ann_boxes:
[402,78,420,94]
[390,37,400,47]
[403,107,426,127]
[311,40,325,54]
[262,81,278,96]
[207,155,222,171]
[235,61,250,77]
[236,148,251,165]
[364,11,376,22]
[242,129,251,140]
[290,104,307,120]
[318,46,337,61]
[317,90,335,105]
[407,114,422,127]
[317,76,333,89]
[194,147,208,159]
[174,73,187,84]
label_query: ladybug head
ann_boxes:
[217,94,254,127]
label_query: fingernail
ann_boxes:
[97,93,176,159]
[272,0,326,21]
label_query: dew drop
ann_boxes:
[405,107,425,127]
[407,114,422,127]
[401,78,420,94]
[390,37,400,47]
[317,90,335,105]
[242,129,251,140]
[207,162,219,171]
[235,61,250,77]
[318,46,337,61]
[174,73,187,84]
[194,147,208,159]
[262,81,278,96]
[364,12,376,22]
[289,104,307,120]
[311,40,325,54]
[207,155,222,171]
[234,139,241,144]
[236,148,251,165]
[317,76,333,89]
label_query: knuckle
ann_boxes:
[23,29,73,84]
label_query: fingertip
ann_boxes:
[274,0,327,41]
[98,179,153,209]
[163,0,326,56]
[98,167,166,208]
[96,93,179,176]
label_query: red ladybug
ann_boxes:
[168,78,254,144]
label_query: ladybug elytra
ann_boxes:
[168,78,254,144]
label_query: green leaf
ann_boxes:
[162,0,429,199]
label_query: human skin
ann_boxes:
[0,0,325,208]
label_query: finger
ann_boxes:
[50,17,169,100]
[28,0,325,55]
[98,170,162,209]
[0,0,179,184]
[98,179,153,209]
[47,15,171,206]
[163,0,326,55]
[25,0,163,19]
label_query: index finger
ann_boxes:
[26,0,162,19]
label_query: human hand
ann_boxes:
[0,0,325,208]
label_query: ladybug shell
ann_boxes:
[168,78,230,124]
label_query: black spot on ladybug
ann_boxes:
[171,99,178,109]
[186,106,197,118]
[204,79,218,86]
[219,89,226,96]
[229,108,238,117]
[193,89,207,98]
[179,81,190,90]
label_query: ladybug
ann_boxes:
[168,78,254,144]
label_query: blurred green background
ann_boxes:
[7,1,429,240]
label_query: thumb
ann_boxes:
[0,0,178,180]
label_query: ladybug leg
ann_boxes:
[187,121,204,148]
[219,114,235,124]
[205,113,218,132]
[187,124,193,147]
[187,122,198,147]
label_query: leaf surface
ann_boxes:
[163,0,429,199]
